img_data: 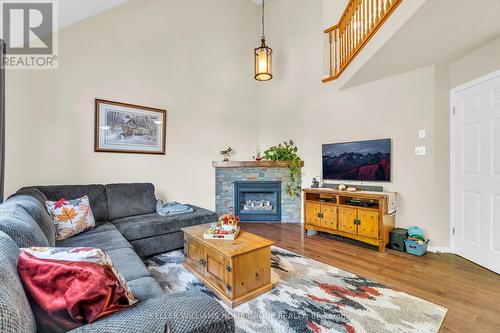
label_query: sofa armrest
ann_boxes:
[69,292,234,333]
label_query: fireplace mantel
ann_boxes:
[212,161,304,168]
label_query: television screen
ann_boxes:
[322,139,391,182]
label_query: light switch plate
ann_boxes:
[415,146,426,156]
[418,129,426,139]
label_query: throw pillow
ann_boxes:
[18,247,138,333]
[46,196,96,240]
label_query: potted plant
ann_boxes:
[263,140,303,197]
[220,147,233,162]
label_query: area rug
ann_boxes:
[146,247,447,333]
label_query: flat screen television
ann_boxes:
[322,139,391,182]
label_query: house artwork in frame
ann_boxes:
[95,99,166,154]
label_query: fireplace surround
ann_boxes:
[213,161,302,222]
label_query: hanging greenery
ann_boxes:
[262,140,303,197]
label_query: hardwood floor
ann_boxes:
[239,222,500,333]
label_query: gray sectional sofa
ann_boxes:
[0,183,234,333]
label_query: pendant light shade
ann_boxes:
[254,39,272,81]
[254,0,272,81]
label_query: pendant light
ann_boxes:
[254,0,272,81]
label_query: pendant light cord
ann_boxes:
[261,0,265,39]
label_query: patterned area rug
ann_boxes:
[146,247,447,333]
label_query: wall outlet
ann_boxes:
[415,146,426,156]
[418,129,426,139]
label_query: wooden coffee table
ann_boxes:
[181,223,274,308]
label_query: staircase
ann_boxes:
[322,0,402,83]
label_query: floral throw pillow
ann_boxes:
[46,196,96,240]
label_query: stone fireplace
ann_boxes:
[213,161,302,222]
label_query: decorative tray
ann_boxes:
[203,227,240,240]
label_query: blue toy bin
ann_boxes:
[404,239,429,256]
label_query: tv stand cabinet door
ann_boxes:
[305,203,321,226]
[358,210,379,238]
[338,207,357,235]
[321,205,338,230]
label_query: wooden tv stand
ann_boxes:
[303,188,396,252]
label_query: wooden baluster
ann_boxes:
[335,28,339,76]
[359,0,365,40]
[346,16,349,59]
[355,2,358,46]
[328,31,333,78]
[345,6,349,59]
[370,0,375,29]
[354,3,357,50]
[340,21,343,65]
[360,0,363,40]
[353,6,356,49]
[380,0,386,17]
[365,0,369,37]
[386,0,391,13]
[345,19,348,63]
[340,25,343,67]
[376,0,380,23]
[350,3,353,55]
[362,0,366,39]
[339,25,342,67]
[345,13,349,59]
[357,2,360,48]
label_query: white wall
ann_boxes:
[259,0,451,247]
[323,0,348,27]
[449,36,500,88]
[5,0,260,209]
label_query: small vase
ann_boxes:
[223,158,229,162]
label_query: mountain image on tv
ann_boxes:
[322,139,391,181]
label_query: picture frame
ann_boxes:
[94,99,166,155]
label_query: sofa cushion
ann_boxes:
[11,188,48,209]
[67,292,234,333]
[105,183,156,220]
[23,185,108,221]
[0,231,37,333]
[130,231,184,257]
[0,204,49,248]
[7,194,55,246]
[126,276,164,301]
[112,205,217,241]
[56,223,132,252]
[107,247,151,281]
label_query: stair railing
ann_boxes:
[322,0,402,83]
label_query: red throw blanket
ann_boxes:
[18,252,133,333]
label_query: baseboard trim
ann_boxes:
[427,246,454,254]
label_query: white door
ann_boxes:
[451,69,500,274]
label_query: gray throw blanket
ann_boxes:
[156,200,194,216]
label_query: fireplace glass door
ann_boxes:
[234,181,281,222]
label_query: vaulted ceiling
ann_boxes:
[58,0,262,31]
[57,0,131,30]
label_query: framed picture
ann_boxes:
[94,99,166,155]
